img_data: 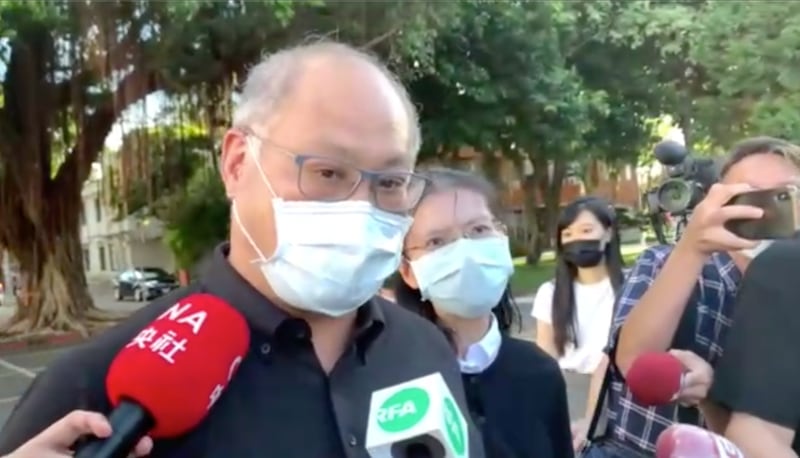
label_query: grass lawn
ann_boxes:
[510,244,648,296]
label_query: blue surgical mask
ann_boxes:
[410,237,514,318]
[233,138,412,317]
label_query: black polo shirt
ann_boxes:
[709,239,800,454]
[0,244,485,457]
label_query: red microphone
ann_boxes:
[656,424,745,458]
[626,352,685,406]
[75,294,250,458]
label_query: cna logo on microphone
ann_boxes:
[106,293,250,438]
[114,294,250,416]
[126,301,208,365]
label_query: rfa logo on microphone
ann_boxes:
[376,387,429,432]
[366,373,468,458]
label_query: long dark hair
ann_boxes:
[392,167,521,346]
[551,196,624,356]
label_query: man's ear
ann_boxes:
[398,258,419,290]
[220,129,250,200]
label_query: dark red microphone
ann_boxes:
[75,293,250,458]
[656,424,745,457]
[626,352,685,406]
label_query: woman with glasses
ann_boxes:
[393,167,574,458]
[531,197,625,451]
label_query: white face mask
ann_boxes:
[410,237,514,319]
[232,138,413,317]
[740,239,774,259]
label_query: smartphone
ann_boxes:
[725,186,799,240]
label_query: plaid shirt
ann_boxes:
[604,245,742,453]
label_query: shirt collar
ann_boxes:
[199,243,385,354]
[459,315,502,374]
[710,251,742,293]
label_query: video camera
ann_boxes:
[643,140,720,244]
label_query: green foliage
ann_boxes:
[5,0,800,320]
[405,0,671,172]
[107,123,211,219]
[406,2,555,161]
[160,168,230,270]
[689,1,800,141]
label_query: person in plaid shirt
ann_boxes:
[585,137,800,457]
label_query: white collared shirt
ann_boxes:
[459,315,502,374]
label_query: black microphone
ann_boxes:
[74,402,153,458]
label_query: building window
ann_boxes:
[94,198,102,222]
[108,244,115,271]
[82,249,90,270]
[98,245,106,271]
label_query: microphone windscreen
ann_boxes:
[655,424,745,458]
[105,293,250,437]
[626,352,683,406]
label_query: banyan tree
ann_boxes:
[0,0,453,335]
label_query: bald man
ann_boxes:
[0,41,485,458]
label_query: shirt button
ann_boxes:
[348,434,358,447]
[260,343,271,355]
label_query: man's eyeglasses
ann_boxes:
[245,132,428,214]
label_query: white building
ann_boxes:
[80,165,175,281]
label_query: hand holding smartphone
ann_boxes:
[724,185,799,240]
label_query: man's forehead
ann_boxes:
[274,56,412,167]
[300,56,406,124]
[724,152,800,186]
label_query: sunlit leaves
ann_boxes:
[690,1,800,141]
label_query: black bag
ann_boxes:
[577,365,650,458]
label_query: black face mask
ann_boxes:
[561,240,605,268]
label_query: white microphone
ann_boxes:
[365,372,470,458]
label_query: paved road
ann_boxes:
[0,295,591,431]
[0,347,62,428]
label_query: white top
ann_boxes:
[459,315,502,374]
[531,278,614,374]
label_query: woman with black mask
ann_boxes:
[531,196,625,451]
[395,168,574,458]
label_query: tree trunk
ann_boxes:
[537,158,567,251]
[582,160,599,194]
[481,152,504,188]
[0,22,157,336]
[6,228,95,334]
[523,153,549,265]
[522,173,542,265]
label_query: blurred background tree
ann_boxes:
[1,0,798,333]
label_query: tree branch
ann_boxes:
[359,26,401,51]
[54,8,153,111]
[51,67,160,193]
